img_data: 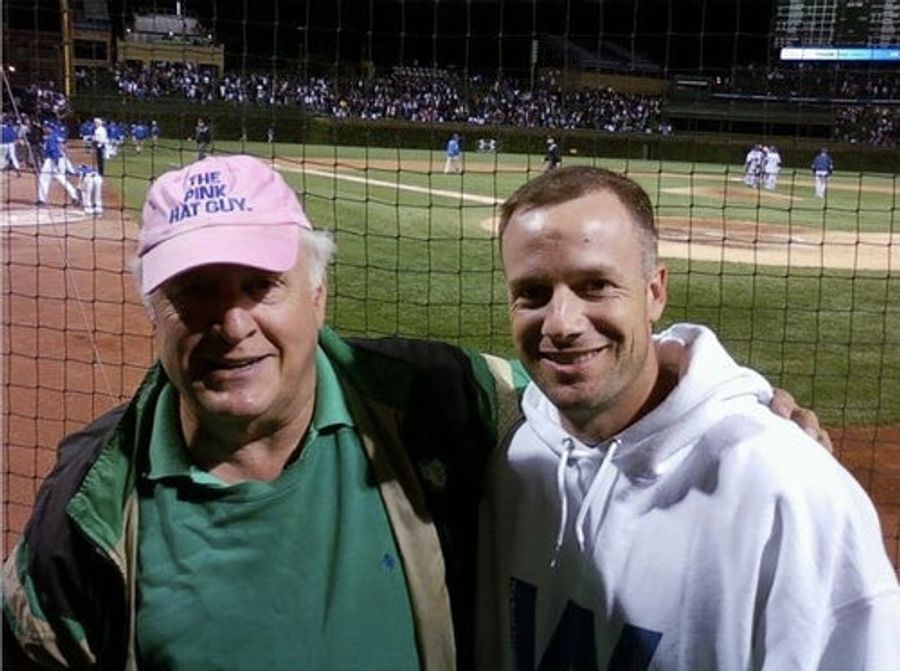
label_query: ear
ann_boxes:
[646,263,668,323]
[143,291,159,326]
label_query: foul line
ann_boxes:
[276,161,501,206]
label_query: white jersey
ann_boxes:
[745,148,763,172]
[763,149,781,175]
[477,323,900,671]
[92,123,108,148]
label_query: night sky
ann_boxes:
[182,0,775,74]
[7,0,777,75]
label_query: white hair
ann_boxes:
[299,228,336,287]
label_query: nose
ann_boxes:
[213,304,256,344]
[207,285,257,344]
[542,287,585,342]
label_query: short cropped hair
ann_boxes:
[499,166,659,277]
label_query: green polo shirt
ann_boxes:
[136,348,420,670]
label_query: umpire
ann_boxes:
[92,117,108,176]
[544,136,561,171]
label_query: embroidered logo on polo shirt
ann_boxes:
[419,458,448,492]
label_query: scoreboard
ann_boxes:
[774,0,899,61]
[774,0,898,50]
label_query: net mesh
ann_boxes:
[2,0,898,574]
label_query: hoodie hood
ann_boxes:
[521,322,773,563]
[523,322,773,481]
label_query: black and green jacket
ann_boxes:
[3,327,526,670]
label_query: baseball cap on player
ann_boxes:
[138,154,312,293]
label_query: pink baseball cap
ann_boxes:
[138,154,312,293]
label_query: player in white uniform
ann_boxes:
[761,145,782,190]
[743,144,763,187]
[1,115,22,176]
[77,163,103,215]
[477,166,900,671]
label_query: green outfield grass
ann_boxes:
[108,141,900,425]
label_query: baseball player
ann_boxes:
[77,163,103,215]
[1,115,22,176]
[761,145,782,191]
[443,133,462,173]
[811,147,834,198]
[36,124,80,206]
[150,120,160,149]
[132,121,149,154]
[743,144,763,188]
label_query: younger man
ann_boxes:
[478,166,900,670]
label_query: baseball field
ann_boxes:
[2,139,898,572]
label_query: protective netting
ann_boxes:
[2,0,898,571]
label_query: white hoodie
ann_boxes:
[477,323,900,671]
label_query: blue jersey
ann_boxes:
[446,137,461,158]
[1,123,18,144]
[811,152,833,174]
[108,123,124,143]
[43,130,66,160]
[78,163,100,178]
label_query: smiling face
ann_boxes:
[149,246,326,440]
[502,189,667,441]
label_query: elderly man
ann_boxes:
[477,166,900,670]
[4,156,829,670]
[4,154,525,670]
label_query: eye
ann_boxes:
[244,273,282,299]
[166,277,211,303]
[580,279,613,297]
[511,283,550,308]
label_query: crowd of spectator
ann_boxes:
[109,62,671,134]
[8,82,73,121]
[713,64,900,101]
[834,106,899,147]
[11,63,896,149]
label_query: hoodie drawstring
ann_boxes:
[550,437,621,568]
[550,437,575,568]
[574,438,620,552]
